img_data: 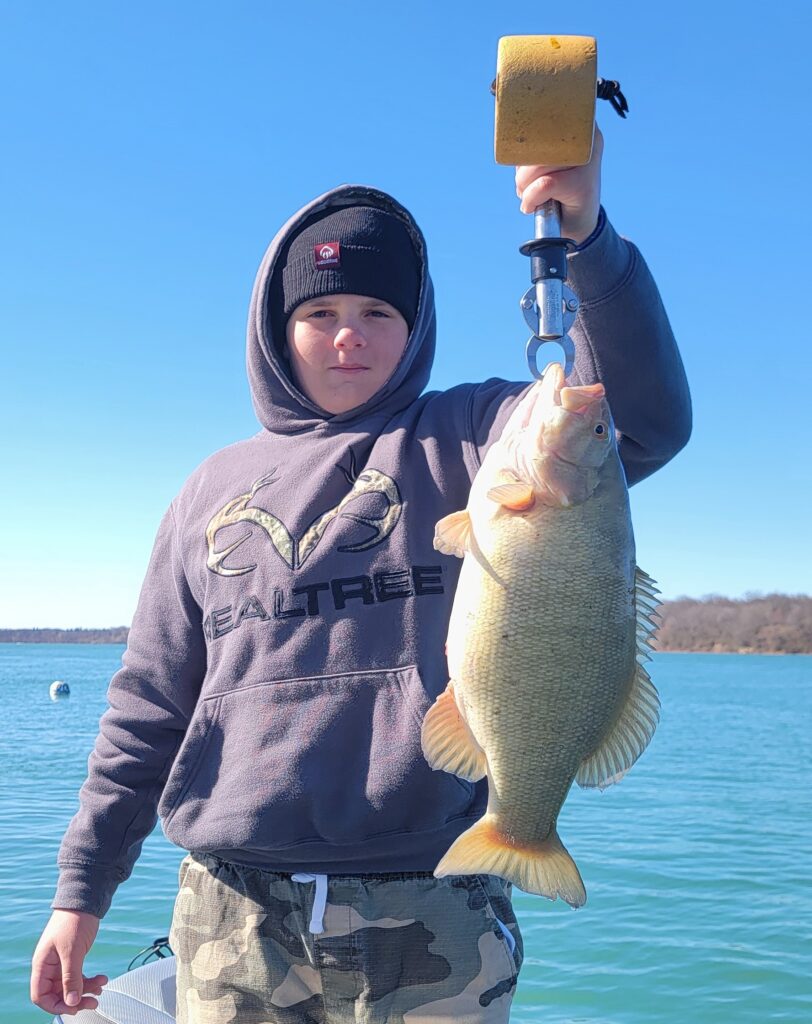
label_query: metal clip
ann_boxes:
[521,285,578,378]
[525,333,576,380]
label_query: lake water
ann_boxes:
[1,646,810,1023]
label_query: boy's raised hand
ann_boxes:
[31,909,107,1016]
[515,125,604,244]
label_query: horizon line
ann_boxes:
[4,590,812,632]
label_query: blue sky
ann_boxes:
[2,1,809,628]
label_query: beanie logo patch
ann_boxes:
[314,242,341,269]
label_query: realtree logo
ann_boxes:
[202,453,448,640]
[206,461,402,575]
[202,564,445,640]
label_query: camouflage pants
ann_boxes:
[170,853,523,1023]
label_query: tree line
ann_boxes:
[655,594,812,653]
[0,627,129,644]
[2,595,811,653]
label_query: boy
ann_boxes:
[32,131,691,1022]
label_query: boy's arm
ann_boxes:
[470,130,691,483]
[564,212,692,485]
[52,503,206,918]
[469,214,691,483]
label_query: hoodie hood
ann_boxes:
[247,185,436,434]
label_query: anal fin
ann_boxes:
[421,683,487,782]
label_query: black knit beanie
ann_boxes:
[278,206,421,330]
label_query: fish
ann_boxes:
[422,363,660,906]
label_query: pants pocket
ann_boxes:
[474,874,524,976]
[176,853,193,891]
[347,873,519,1023]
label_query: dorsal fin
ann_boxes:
[576,566,661,789]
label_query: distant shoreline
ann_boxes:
[2,594,811,654]
[0,628,129,644]
[1,641,807,655]
[650,649,802,655]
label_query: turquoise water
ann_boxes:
[2,645,810,1022]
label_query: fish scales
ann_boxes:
[424,366,660,905]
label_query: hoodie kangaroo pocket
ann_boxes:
[159,665,474,851]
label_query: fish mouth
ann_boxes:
[504,363,609,460]
[541,362,566,405]
[560,382,605,412]
[541,362,605,412]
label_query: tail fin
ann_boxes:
[434,814,586,908]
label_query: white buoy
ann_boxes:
[50,680,71,700]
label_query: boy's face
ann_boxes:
[285,294,410,414]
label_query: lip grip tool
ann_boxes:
[493,35,626,378]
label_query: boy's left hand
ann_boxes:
[515,125,603,244]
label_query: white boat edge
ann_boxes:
[53,955,176,1023]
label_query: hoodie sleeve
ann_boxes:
[468,211,692,485]
[52,503,206,918]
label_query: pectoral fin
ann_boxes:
[421,683,487,782]
[576,567,662,790]
[486,482,536,511]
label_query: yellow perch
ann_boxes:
[422,364,660,906]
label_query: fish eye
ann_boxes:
[594,422,608,438]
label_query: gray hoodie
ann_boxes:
[54,185,691,918]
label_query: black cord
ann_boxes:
[596,78,629,119]
[127,936,173,971]
[491,73,629,120]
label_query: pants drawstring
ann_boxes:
[291,873,329,934]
